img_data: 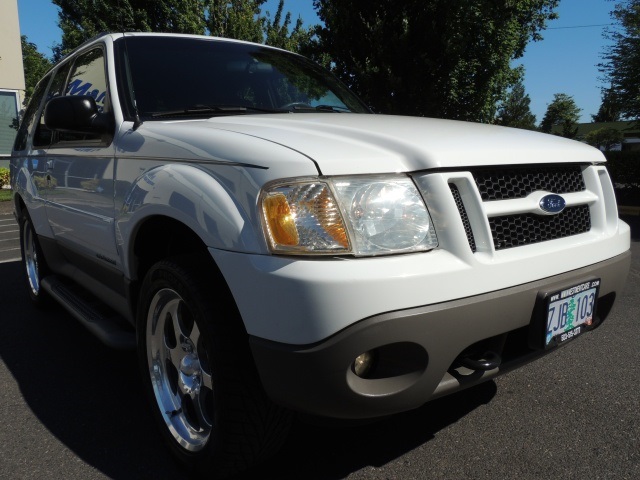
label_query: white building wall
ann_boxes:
[0,0,26,159]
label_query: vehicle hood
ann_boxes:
[143,114,605,175]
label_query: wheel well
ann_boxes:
[14,195,25,220]
[130,216,250,337]
[130,216,224,313]
[132,215,211,279]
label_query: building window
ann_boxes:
[0,90,20,155]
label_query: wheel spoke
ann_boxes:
[201,370,213,391]
[161,299,184,370]
[193,387,213,431]
[189,320,201,347]
[172,301,186,337]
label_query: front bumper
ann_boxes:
[249,251,630,419]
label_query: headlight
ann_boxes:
[260,175,438,256]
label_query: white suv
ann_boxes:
[10,33,631,477]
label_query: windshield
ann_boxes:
[116,36,370,119]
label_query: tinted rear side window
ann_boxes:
[13,75,50,152]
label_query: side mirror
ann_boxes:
[44,95,113,134]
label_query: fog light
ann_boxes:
[353,351,375,378]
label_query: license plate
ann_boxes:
[545,279,600,348]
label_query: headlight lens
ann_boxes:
[333,177,436,255]
[260,175,437,256]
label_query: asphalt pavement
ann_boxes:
[0,211,638,479]
[0,211,20,264]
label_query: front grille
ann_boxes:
[489,205,591,250]
[449,184,477,252]
[473,165,585,201]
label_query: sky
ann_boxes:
[16,0,619,124]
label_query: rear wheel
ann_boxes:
[19,212,50,306]
[137,256,290,478]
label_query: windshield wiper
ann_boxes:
[289,104,351,113]
[150,104,285,118]
[315,104,351,112]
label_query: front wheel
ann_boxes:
[137,256,290,478]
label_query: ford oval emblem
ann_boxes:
[539,194,566,214]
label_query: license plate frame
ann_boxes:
[543,279,600,349]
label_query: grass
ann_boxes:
[0,189,12,202]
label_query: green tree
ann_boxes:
[21,36,53,106]
[311,0,559,122]
[494,78,537,130]
[592,88,622,123]
[264,0,314,53]
[53,0,206,59]
[540,93,581,138]
[585,127,624,151]
[53,0,311,59]
[206,0,265,44]
[600,0,640,121]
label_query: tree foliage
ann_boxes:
[207,0,265,43]
[494,78,537,130]
[585,127,624,151]
[603,150,640,206]
[311,0,558,122]
[540,93,581,138]
[592,88,623,123]
[264,1,313,53]
[52,0,311,60]
[52,0,206,60]
[21,36,53,106]
[600,0,640,121]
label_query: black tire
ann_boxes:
[19,212,51,307]
[136,256,290,478]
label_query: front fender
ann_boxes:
[116,163,264,275]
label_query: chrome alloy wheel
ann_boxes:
[22,219,41,296]
[146,288,214,451]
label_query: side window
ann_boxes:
[13,75,50,152]
[49,62,73,98]
[66,48,108,111]
[33,63,71,148]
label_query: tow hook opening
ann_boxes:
[456,351,502,371]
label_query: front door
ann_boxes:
[40,46,120,269]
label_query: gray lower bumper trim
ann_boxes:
[249,251,631,419]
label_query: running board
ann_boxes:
[41,275,136,350]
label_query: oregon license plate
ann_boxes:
[545,279,600,348]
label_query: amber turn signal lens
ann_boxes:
[263,193,299,246]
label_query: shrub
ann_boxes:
[0,168,9,189]
[604,151,640,206]
[586,128,624,151]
